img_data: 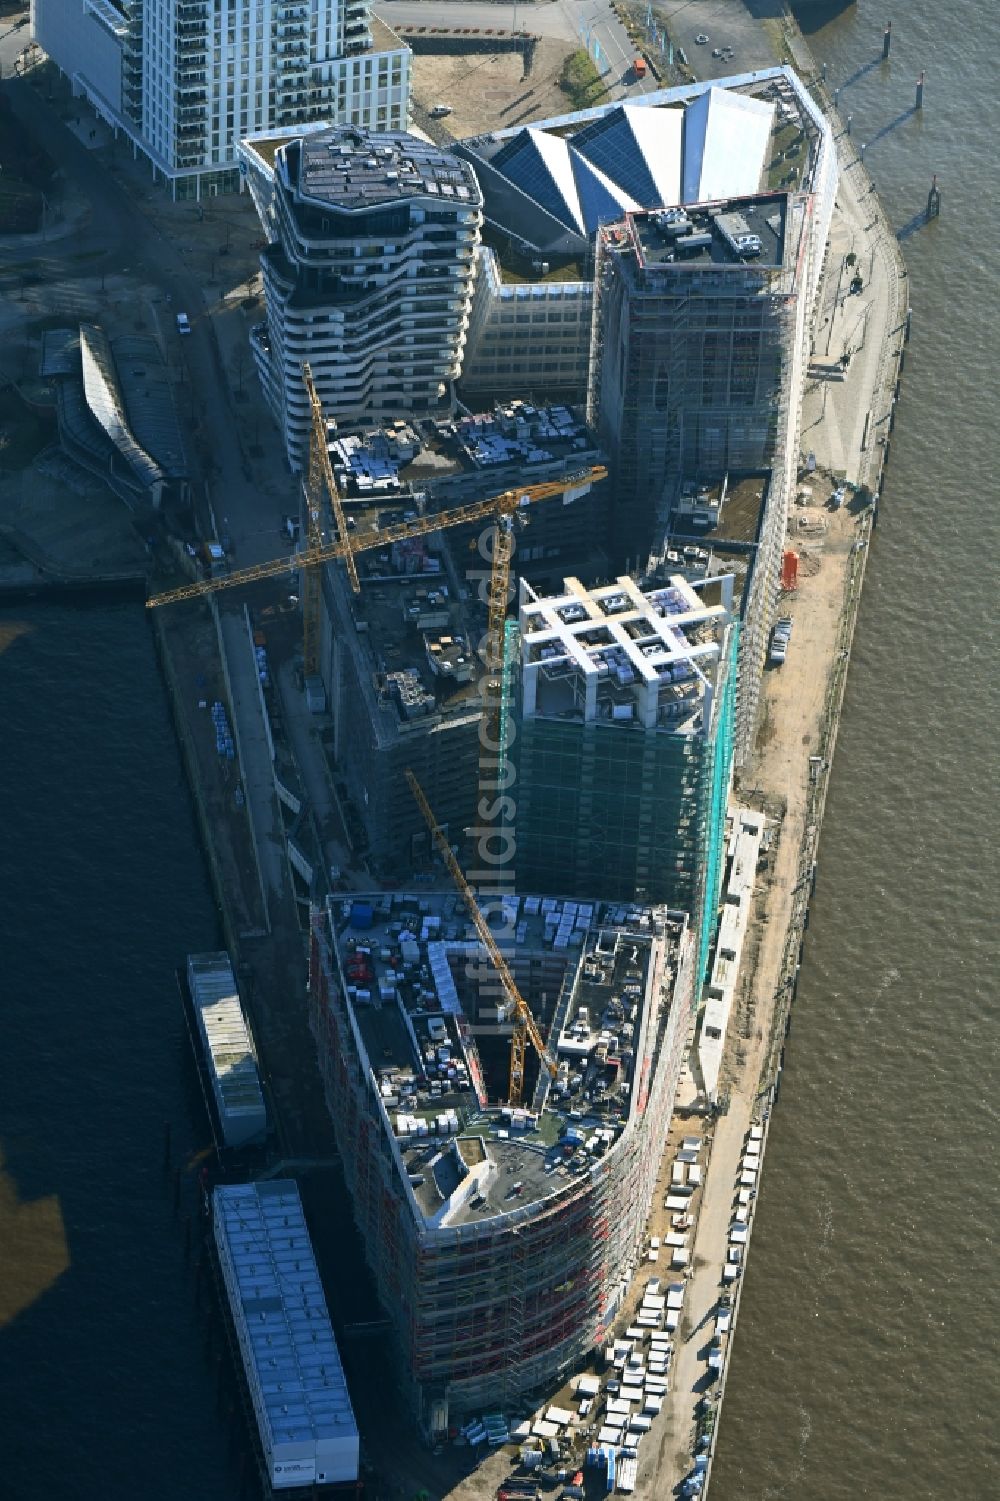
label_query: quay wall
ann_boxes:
[694,30,909,1501]
[151,607,242,965]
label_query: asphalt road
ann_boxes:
[1,73,288,566]
[376,0,663,96]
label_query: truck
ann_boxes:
[617,1448,638,1494]
[633,57,647,79]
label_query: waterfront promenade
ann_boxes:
[440,42,908,1501]
[645,64,908,1500]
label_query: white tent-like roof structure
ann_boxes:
[573,103,684,210]
[470,86,775,249]
[491,126,640,235]
[681,88,775,205]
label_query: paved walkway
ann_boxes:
[647,502,858,1495]
[800,163,905,485]
[646,66,908,1501]
[217,602,287,929]
[275,657,366,888]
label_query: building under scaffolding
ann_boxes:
[308,891,696,1429]
[587,197,800,563]
[510,574,737,984]
[586,195,816,760]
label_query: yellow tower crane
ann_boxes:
[146,467,606,611]
[301,362,358,679]
[405,769,558,1107]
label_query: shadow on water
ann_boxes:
[742,1,790,20]
[789,0,859,37]
[0,602,235,1501]
[896,208,939,243]
[865,105,919,150]
[835,55,884,94]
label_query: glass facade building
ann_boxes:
[511,576,738,980]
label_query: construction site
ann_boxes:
[123,67,839,1498]
[308,886,696,1429]
[0,5,919,1493]
[511,572,738,988]
[586,191,811,767]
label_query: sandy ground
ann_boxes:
[428,482,863,1501]
[430,38,907,1501]
[410,40,578,141]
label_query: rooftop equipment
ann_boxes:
[405,768,559,1107]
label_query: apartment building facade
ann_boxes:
[31,0,410,198]
[241,125,482,467]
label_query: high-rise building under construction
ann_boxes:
[588,196,804,570]
[308,889,696,1429]
[510,574,737,985]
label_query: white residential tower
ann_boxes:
[239,124,483,467]
[30,0,410,198]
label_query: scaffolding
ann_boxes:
[511,573,735,972]
[586,209,803,758]
[307,898,696,1425]
[696,622,739,983]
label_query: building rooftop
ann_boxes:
[329,401,598,499]
[337,553,485,730]
[369,14,407,55]
[297,126,479,213]
[187,952,267,1146]
[78,324,166,493]
[325,892,688,1231]
[429,400,596,475]
[668,473,771,547]
[518,573,733,732]
[627,195,787,271]
[458,81,780,257]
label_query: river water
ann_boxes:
[0,603,237,1499]
[712,2,1000,1497]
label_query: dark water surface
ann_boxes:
[0,603,236,1499]
[714,2,1000,1496]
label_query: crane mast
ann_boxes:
[301,363,359,678]
[149,417,602,1110]
[405,769,558,1106]
[146,468,606,609]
